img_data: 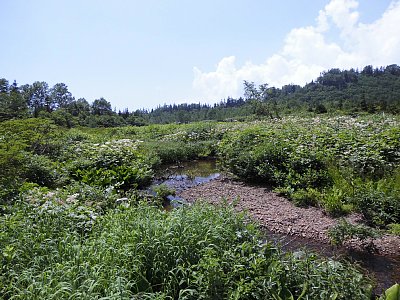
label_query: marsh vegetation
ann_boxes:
[1,114,399,299]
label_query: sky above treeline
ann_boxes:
[1,0,399,111]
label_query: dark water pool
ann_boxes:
[151,160,220,207]
[150,159,220,208]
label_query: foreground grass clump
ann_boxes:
[1,201,372,299]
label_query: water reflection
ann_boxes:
[151,159,220,208]
[154,159,220,193]
[157,159,220,180]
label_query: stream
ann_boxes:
[152,159,400,294]
[152,159,220,208]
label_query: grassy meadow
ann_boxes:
[1,114,399,299]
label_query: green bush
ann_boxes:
[68,139,153,191]
[0,119,69,202]
[144,140,215,165]
[388,224,400,236]
[322,186,348,216]
[328,219,379,247]
[290,188,322,207]
[218,126,330,189]
[23,154,62,187]
[151,184,176,206]
[351,189,400,228]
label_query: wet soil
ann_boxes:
[155,160,400,293]
[179,176,400,257]
[179,176,400,293]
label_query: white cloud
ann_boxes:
[192,0,400,101]
[323,0,359,34]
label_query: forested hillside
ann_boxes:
[1,64,399,127]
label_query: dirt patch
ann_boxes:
[179,176,400,257]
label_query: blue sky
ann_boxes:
[1,0,399,111]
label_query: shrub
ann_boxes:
[23,154,61,188]
[322,186,348,217]
[151,184,176,205]
[68,139,153,191]
[328,219,379,248]
[218,126,330,189]
[144,140,215,165]
[290,188,322,207]
[350,188,400,228]
[388,224,400,236]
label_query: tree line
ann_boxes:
[1,64,399,127]
[0,80,146,127]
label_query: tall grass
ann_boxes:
[1,201,372,299]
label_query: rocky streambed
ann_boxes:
[153,160,400,293]
[179,176,400,257]
[178,175,400,294]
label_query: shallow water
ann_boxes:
[153,160,220,192]
[155,159,220,183]
[152,159,220,208]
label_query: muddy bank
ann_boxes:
[179,176,400,258]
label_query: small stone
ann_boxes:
[116,198,129,205]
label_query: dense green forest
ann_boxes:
[1,65,400,299]
[1,64,400,127]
